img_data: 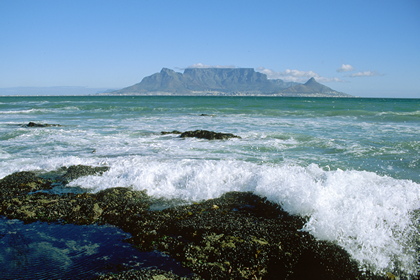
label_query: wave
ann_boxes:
[377,110,420,117]
[64,157,420,277]
[0,106,81,115]
[0,109,41,114]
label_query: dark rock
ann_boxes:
[123,192,382,280]
[180,130,241,140]
[0,171,52,198]
[0,188,150,225]
[0,190,100,224]
[96,268,202,280]
[95,187,150,226]
[161,130,182,135]
[61,165,110,182]
[24,122,61,127]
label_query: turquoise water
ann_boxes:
[0,96,419,277]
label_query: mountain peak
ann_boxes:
[304,77,317,85]
[160,68,176,74]
[280,77,351,97]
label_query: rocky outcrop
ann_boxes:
[180,130,241,140]
[0,167,385,280]
[0,171,52,198]
[128,192,374,280]
[161,130,182,135]
[61,164,110,182]
[0,168,150,224]
[161,130,241,140]
[23,122,62,127]
[97,268,200,280]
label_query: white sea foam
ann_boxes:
[0,109,39,114]
[65,157,420,277]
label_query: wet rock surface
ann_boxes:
[61,164,110,182]
[161,129,240,140]
[0,171,52,198]
[97,268,201,280]
[161,130,182,135]
[180,130,241,140]
[22,121,62,127]
[0,166,387,279]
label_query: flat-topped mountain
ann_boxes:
[109,68,351,97]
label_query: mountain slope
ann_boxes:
[278,77,351,97]
[110,68,351,97]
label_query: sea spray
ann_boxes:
[68,158,420,277]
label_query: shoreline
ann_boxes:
[0,165,400,279]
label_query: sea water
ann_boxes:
[0,96,419,277]
[0,217,191,279]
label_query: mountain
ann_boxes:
[112,68,282,95]
[278,77,351,97]
[109,68,351,97]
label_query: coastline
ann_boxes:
[0,166,397,279]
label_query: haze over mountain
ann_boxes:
[0,86,114,96]
[109,68,351,97]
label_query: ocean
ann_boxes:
[0,96,419,278]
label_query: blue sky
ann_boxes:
[1,0,419,97]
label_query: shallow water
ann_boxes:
[0,217,190,279]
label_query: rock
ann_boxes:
[0,191,102,224]
[0,187,151,225]
[180,130,241,140]
[24,122,61,127]
[96,268,201,280]
[61,165,110,182]
[161,130,182,135]
[95,187,150,226]
[0,171,52,198]
[123,192,382,280]
[161,130,240,139]
[0,166,111,224]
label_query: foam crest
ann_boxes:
[71,158,256,200]
[258,166,419,275]
[67,158,419,276]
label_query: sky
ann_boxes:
[1,0,419,98]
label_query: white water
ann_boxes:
[54,156,420,277]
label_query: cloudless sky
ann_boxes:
[1,0,419,97]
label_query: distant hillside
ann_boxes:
[109,68,351,97]
[278,77,351,97]
[0,86,114,96]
